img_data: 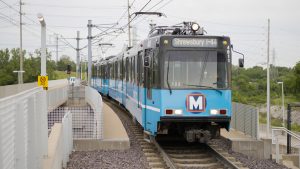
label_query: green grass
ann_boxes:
[272,96,299,106]
[54,71,76,79]
[259,113,282,127]
[259,113,300,132]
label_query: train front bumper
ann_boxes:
[160,116,231,123]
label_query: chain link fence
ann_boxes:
[231,102,259,139]
[48,106,101,139]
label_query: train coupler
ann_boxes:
[185,129,211,143]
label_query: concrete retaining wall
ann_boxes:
[43,123,63,169]
[0,79,68,99]
[231,138,272,159]
[0,82,36,98]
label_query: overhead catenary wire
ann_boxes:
[1,0,78,52]
[25,2,126,10]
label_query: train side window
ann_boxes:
[118,61,120,80]
[115,62,117,80]
[132,57,134,83]
[121,58,124,81]
[137,51,144,87]
[126,57,129,82]
[111,63,114,80]
[152,49,159,88]
[113,63,115,80]
[109,64,112,79]
[129,57,132,82]
[145,48,153,99]
[133,56,136,85]
[122,58,125,81]
[100,65,102,78]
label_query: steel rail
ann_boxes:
[207,143,241,169]
[151,136,176,169]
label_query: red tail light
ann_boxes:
[220,109,227,115]
[166,109,173,115]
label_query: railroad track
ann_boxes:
[154,138,248,169]
[104,98,247,169]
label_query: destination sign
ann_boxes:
[172,38,218,48]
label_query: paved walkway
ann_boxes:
[103,102,128,140]
[260,124,300,151]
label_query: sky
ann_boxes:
[0,0,299,68]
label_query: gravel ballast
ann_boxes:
[211,138,289,169]
[67,101,150,169]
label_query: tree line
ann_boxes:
[0,48,76,85]
[232,62,300,105]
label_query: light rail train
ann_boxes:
[91,22,243,142]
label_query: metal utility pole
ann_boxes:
[76,31,80,79]
[19,0,23,84]
[127,0,131,47]
[80,57,83,80]
[277,82,284,126]
[287,104,291,154]
[132,26,137,46]
[38,14,47,76]
[56,34,59,63]
[87,20,92,86]
[266,18,271,138]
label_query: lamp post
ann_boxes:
[37,13,46,76]
[277,82,284,126]
[257,62,271,137]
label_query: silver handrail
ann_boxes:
[272,127,300,164]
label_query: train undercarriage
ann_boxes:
[157,119,230,143]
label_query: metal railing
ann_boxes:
[231,102,259,139]
[85,86,103,139]
[272,127,300,164]
[0,87,48,169]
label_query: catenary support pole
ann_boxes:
[266,18,271,138]
[76,31,80,79]
[56,34,59,63]
[41,21,46,76]
[127,0,131,47]
[287,104,291,154]
[19,0,23,84]
[87,20,92,86]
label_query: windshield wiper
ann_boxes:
[166,55,172,94]
[183,84,222,95]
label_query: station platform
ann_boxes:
[221,128,272,160]
[73,102,130,151]
[221,128,253,140]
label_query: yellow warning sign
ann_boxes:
[38,76,48,88]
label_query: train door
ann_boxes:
[137,51,144,110]
[144,49,153,131]
[124,57,129,106]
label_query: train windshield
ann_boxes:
[164,50,229,89]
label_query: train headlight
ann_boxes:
[191,23,200,31]
[210,109,219,115]
[174,109,183,115]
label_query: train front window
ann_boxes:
[164,50,229,89]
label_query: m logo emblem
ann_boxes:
[186,94,205,112]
